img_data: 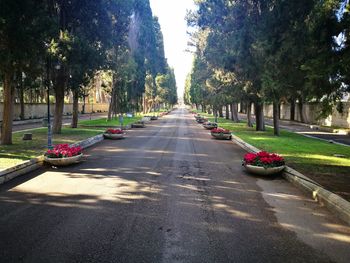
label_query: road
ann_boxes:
[0,108,349,263]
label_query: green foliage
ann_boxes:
[130,0,177,112]
[0,0,52,73]
[187,0,349,133]
[79,116,143,127]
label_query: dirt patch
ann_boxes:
[289,163,350,202]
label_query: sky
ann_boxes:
[149,0,196,99]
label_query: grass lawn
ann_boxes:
[195,111,350,177]
[79,115,143,127]
[0,113,150,170]
[0,127,103,170]
[78,111,170,128]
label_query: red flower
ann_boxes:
[260,157,273,164]
[243,151,284,168]
[244,153,257,164]
[45,144,82,158]
[211,127,230,134]
[105,128,123,134]
[257,151,270,158]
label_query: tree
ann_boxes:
[0,0,51,144]
[130,0,175,113]
[143,72,155,113]
[187,0,348,136]
[188,0,267,130]
[49,0,123,133]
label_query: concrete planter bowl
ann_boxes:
[144,115,158,121]
[131,121,145,128]
[203,122,218,130]
[103,133,124,139]
[197,118,207,124]
[211,132,232,140]
[44,154,83,166]
[244,164,285,175]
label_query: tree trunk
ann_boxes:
[53,67,67,134]
[255,102,265,131]
[225,104,229,119]
[230,103,234,121]
[71,90,79,128]
[29,88,33,104]
[290,99,295,121]
[212,106,216,122]
[298,100,305,123]
[218,107,223,117]
[148,101,153,114]
[240,101,245,113]
[109,76,118,119]
[82,95,86,114]
[278,103,281,120]
[19,74,25,120]
[142,93,146,115]
[273,101,280,136]
[247,102,253,127]
[231,103,239,122]
[108,100,113,120]
[202,104,206,113]
[1,71,15,145]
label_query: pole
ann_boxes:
[46,56,52,149]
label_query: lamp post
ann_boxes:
[45,45,53,150]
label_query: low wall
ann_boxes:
[262,102,350,128]
[0,103,109,121]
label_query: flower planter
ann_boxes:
[103,133,125,139]
[196,118,207,124]
[243,151,285,176]
[203,122,218,130]
[131,122,145,128]
[44,153,83,166]
[211,132,232,140]
[244,164,285,175]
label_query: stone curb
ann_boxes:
[0,156,44,185]
[71,134,104,149]
[0,134,104,186]
[231,134,350,225]
[79,124,131,130]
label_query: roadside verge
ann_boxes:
[0,134,104,186]
[0,113,169,186]
[231,134,350,226]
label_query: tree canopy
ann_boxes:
[0,0,177,144]
[186,0,350,135]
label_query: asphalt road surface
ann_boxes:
[1,108,350,263]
